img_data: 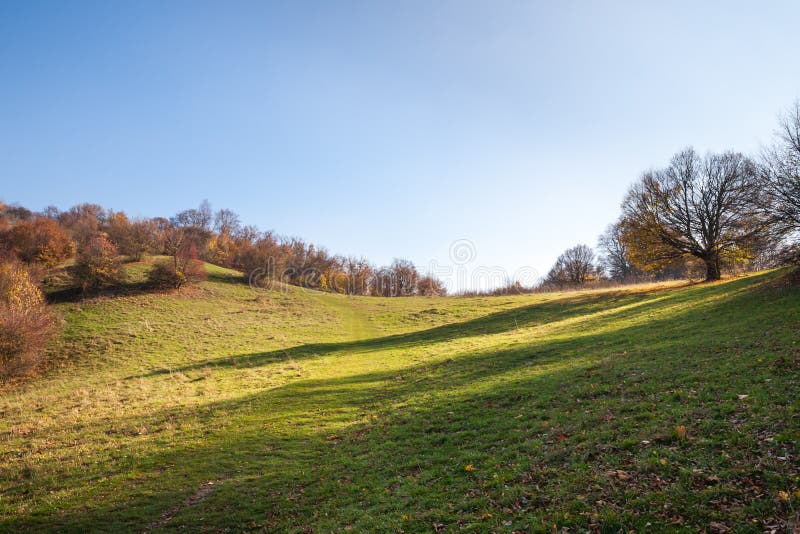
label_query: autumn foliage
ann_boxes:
[73,234,125,292]
[0,261,57,376]
[4,218,73,266]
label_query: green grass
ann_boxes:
[1,263,799,532]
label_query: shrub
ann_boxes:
[0,261,57,376]
[147,261,187,289]
[416,275,447,296]
[73,234,125,292]
[147,243,207,290]
[177,241,207,285]
[7,218,74,266]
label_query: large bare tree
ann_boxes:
[622,148,763,281]
[761,101,800,243]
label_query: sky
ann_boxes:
[1,1,799,290]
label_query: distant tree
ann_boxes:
[58,203,106,246]
[545,244,598,287]
[214,208,241,236]
[236,225,260,244]
[761,101,800,254]
[172,200,213,231]
[622,148,765,281]
[390,259,420,296]
[176,241,208,284]
[416,275,447,296]
[42,206,60,220]
[170,202,214,259]
[237,231,280,284]
[148,238,207,289]
[598,221,642,282]
[0,260,57,376]
[370,267,395,297]
[129,219,162,260]
[341,256,375,295]
[73,234,125,292]
[6,218,74,266]
[3,204,33,223]
[105,211,135,258]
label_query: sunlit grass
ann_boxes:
[1,266,798,532]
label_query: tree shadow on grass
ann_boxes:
[6,271,793,532]
[126,272,770,381]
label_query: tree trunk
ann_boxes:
[703,255,721,281]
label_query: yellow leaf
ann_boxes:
[464,464,475,472]
[778,491,790,501]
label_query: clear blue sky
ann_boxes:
[1,1,798,289]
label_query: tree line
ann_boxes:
[543,101,800,288]
[0,199,447,297]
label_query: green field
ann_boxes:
[1,263,799,532]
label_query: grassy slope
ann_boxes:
[1,264,799,532]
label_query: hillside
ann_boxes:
[1,263,799,532]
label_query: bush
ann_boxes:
[147,261,187,289]
[73,234,125,292]
[147,247,207,290]
[178,242,208,285]
[7,218,74,266]
[0,261,57,376]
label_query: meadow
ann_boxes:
[1,262,799,532]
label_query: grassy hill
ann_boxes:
[1,263,799,532]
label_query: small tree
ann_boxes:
[390,259,419,296]
[416,275,447,296]
[545,245,598,287]
[176,241,208,284]
[148,240,207,289]
[73,234,125,292]
[0,260,57,376]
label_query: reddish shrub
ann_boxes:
[73,234,125,292]
[0,261,57,376]
[7,218,73,266]
[147,242,207,289]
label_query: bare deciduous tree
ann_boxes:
[598,221,641,282]
[622,148,764,281]
[761,101,800,251]
[545,244,597,287]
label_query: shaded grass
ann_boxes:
[1,268,799,532]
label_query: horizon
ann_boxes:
[2,1,799,290]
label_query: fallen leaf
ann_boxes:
[605,469,631,480]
